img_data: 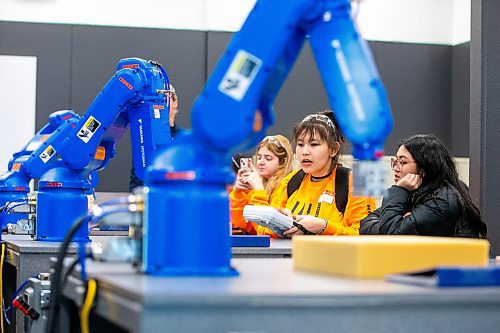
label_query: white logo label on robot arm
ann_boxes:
[77,116,101,143]
[40,145,56,163]
[218,50,262,101]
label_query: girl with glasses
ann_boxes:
[230,135,294,234]
[360,134,487,238]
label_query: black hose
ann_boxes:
[61,257,79,290]
[45,215,90,333]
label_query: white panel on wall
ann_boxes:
[205,0,255,31]
[452,0,471,45]
[0,0,206,31]
[0,55,37,173]
[356,0,454,45]
[0,0,469,45]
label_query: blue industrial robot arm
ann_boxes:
[0,58,172,240]
[190,0,391,160]
[0,110,79,189]
[2,59,170,189]
[0,110,80,227]
[36,58,172,241]
[21,58,171,183]
[143,0,393,276]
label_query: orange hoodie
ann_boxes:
[232,167,375,238]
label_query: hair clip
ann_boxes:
[262,135,283,148]
[301,114,335,130]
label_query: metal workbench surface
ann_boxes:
[62,258,500,333]
[232,238,291,257]
[2,233,125,333]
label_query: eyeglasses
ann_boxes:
[166,90,177,101]
[390,157,416,170]
[262,135,283,148]
[301,114,336,130]
[166,84,177,101]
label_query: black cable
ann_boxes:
[46,203,134,333]
[45,215,90,333]
[292,221,315,235]
[61,257,79,290]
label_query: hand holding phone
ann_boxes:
[240,158,251,170]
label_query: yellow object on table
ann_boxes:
[293,236,490,278]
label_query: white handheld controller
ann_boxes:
[243,205,294,238]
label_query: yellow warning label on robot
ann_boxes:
[77,116,101,144]
[40,145,56,163]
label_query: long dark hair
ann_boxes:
[401,134,487,238]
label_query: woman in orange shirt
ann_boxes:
[230,135,293,234]
[241,110,375,238]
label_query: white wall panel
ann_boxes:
[0,0,206,31]
[0,0,470,45]
[205,0,255,31]
[357,0,453,45]
[0,55,37,173]
[452,0,471,45]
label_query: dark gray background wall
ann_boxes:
[452,42,470,156]
[0,21,469,192]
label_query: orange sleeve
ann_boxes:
[268,172,294,209]
[322,196,375,235]
[254,173,295,238]
[248,190,269,206]
[322,175,376,236]
[233,171,298,238]
[229,189,256,234]
[242,189,278,237]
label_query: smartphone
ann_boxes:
[240,158,251,169]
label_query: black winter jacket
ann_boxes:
[360,184,481,238]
